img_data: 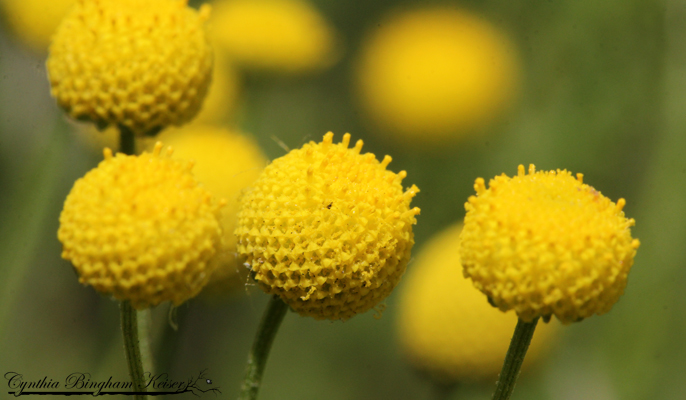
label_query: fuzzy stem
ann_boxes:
[492,317,539,400]
[239,295,289,400]
[120,302,148,399]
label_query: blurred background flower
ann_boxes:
[1,0,684,399]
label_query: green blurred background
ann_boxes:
[1,0,684,399]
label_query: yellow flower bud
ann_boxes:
[58,143,224,309]
[235,132,420,320]
[460,165,640,324]
[397,223,558,383]
[47,0,214,136]
[355,7,519,145]
[211,0,338,73]
[154,126,266,289]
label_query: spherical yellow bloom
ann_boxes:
[235,132,420,320]
[47,0,214,136]
[398,223,557,383]
[355,7,519,145]
[211,0,338,73]
[58,143,224,309]
[154,126,266,287]
[0,0,74,53]
[460,165,640,324]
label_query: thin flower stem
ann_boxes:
[119,125,136,155]
[239,295,289,400]
[137,309,154,375]
[120,301,148,400]
[492,317,539,400]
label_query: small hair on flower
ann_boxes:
[235,132,420,320]
[58,142,224,309]
[459,164,640,324]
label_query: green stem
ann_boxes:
[492,317,539,400]
[137,309,154,375]
[120,301,148,400]
[239,295,289,400]
[119,125,136,155]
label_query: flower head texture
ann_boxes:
[355,7,519,145]
[235,132,420,320]
[155,126,266,288]
[460,165,640,324]
[58,143,224,309]
[47,0,213,136]
[211,0,338,73]
[0,0,74,53]
[398,223,557,383]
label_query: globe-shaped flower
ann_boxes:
[235,132,420,320]
[58,143,224,309]
[211,0,338,73]
[398,223,557,384]
[0,0,74,53]
[460,165,640,324]
[355,7,519,145]
[47,0,214,136]
[154,126,266,289]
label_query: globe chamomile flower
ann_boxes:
[398,223,558,384]
[58,142,224,309]
[47,0,214,136]
[355,7,519,145]
[211,0,339,73]
[235,132,420,320]
[154,126,266,290]
[0,0,74,53]
[460,164,640,324]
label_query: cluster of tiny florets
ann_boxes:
[460,164,640,324]
[235,132,420,320]
[47,0,213,136]
[58,143,224,309]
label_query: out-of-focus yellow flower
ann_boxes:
[398,223,558,383]
[58,143,224,309]
[235,132,420,320]
[194,52,241,125]
[355,7,519,145]
[47,0,213,136]
[154,126,266,290]
[460,165,640,324]
[0,0,74,53]
[211,0,338,73]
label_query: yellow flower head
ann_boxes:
[58,143,224,309]
[154,126,266,288]
[355,7,519,145]
[47,0,214,136]
[460,165,640,324]
[398,224,557,383]
[0,0,74,53]
[235,132,420,320]
[211,0,338,73]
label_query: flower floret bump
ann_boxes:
[47,0,213,136]
[58,143,224,309]
[460,164,640,324]
[235,132,420,320]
